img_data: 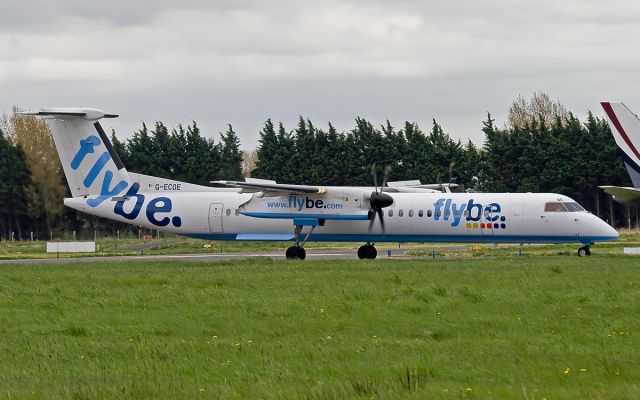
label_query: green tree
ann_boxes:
[290,117,316,184]
[182,121,219,185]
[150,122,172,178]
[0,129,31,239]
[125,123,157,176]
[253,119,284,181]
[9,113,66,237]
[217,125,243,180]
[110,129,129,163]
[252,119,276,179]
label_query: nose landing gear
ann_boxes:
[358,243,377,259]
[577,245,592,257]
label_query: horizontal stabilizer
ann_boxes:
[17,108,118,120]
[599,186,640,206]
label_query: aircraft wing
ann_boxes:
[212,178,326,194]
[599,186,640,206]
[386,180,458,193]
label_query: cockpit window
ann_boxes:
[564,202,586,212]
[544,202,567,212]
[544,201,586,212]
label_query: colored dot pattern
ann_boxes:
[465,221,507,229]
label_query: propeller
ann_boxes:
[368,163,394,232]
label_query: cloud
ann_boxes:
[2,0,640,149]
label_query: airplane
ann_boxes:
[599,102,640,207]
[20,108,618,258]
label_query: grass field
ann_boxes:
[1,256,639,399]
[0,237,365,260]
[1,230,639,260]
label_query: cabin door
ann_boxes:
[208,203,224,232]
[510,204,525,234]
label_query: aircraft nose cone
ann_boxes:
[605,223,619,239]
[595,217,619,240]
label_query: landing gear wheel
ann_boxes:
[357,246,366,259]
[358,244,378,260]
[286,245,306,260]
[577,246,591,257]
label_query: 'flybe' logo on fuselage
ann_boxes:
[433,198,507,229]
[114,184,182,227]
[71,135,182,228]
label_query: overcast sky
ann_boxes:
[2,0,640,149]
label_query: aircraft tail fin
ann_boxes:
[17,108,133,205]
[601,102,640,188]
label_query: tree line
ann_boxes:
[0,94,633,240]
[110,121,243,186]
[253,94,629,219]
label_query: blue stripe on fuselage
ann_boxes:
[185,233,617,244]
[240,212,368,220]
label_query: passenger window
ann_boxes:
[545,202,568,212]
[235,209,240,216]
[399,210,404,217]
[418,210,424,217]
[388,209,393,217]
[226,209,231,216]
[434,210,440,218]
[427,210,433,217]
[408,210,414,217]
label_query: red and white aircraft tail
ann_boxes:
[600,102,640,206]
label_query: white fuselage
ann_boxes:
[65,189,618,245]
[27,107,618,248]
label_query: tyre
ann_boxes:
[369,246,377,259]
[286,246,306,260]
[357,245,368,260]
[286,246,299,260]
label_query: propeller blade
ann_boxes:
[370,163,378,193]
[381,165,392,191]
[448,161,456,185]
[377,208,385,232]
[367,162,393,233]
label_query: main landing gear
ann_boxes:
[577,245,592,257]
[286,245,306,260]
[358,243,377,259]
[285,224,316,260]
